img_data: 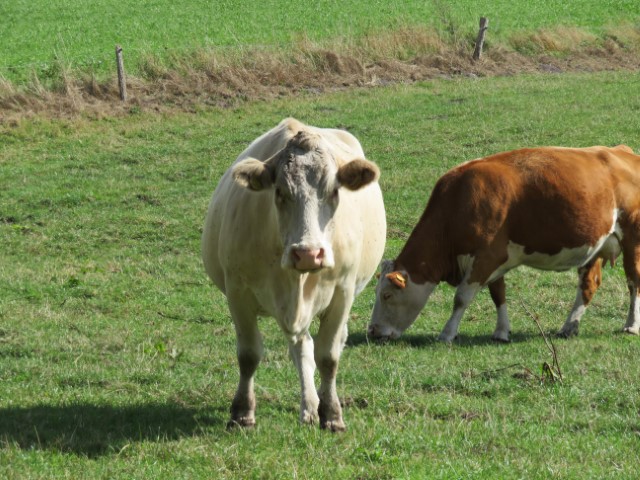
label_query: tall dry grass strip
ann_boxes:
[1,24,639,122]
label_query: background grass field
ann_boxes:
[2,0,639,83]
[2,70,640,478]
[3,0,640,478]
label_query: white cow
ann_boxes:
[202,118,386,431]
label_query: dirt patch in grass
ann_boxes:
[1,26,639,123]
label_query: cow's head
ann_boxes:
[233,130,380,273]
[367,260,436,340]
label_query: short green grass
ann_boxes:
[2,71,640,478]
[2,0,639,83]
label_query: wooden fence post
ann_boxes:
[472,17,489,61]
[115,45,127,102]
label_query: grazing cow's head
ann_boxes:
[233,130,380,273]
[367,260,436,340]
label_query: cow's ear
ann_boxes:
[385,271,407,289]
[337,159,380,190]
[233,158,274,191]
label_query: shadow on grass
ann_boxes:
[0,402,227,457]
[347,331,540,348]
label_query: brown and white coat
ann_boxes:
[368,145,640,342]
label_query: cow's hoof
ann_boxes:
[300,410,320,425]
[491,335,511,344]
[557,330,575,339]
[557,324,579,338]
[320,419,346,432]
[226,417,256,430]
[623,327,640,335]
[437,333,456,343]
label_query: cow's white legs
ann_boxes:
[488,278,510,342]
[438,281,482,342]
[622,236,640,335]
[558,259,602,338]
[288,332,320,425]
[315,288,352,432]
[227,297,263,428]
[623,282,640,334]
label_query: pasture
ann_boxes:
[2,70,640,478]
[2,0,639,83]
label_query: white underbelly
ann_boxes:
[511,242,600,271]
[458,211,623,285]
[487,233,622,283]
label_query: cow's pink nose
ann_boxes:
[292,248,324,271]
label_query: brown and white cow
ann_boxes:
[202,118,386,430]
[368,145,640,343]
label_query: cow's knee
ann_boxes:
[238,349,261,377]
[317,356,338,379]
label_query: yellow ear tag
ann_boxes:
[385,272,407,289]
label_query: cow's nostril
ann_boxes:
[292,248,324,270]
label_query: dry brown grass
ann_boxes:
[1,25,639,123]
[509,27,599,53]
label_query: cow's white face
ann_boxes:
[233,131,380,273]
[368,260,436,340]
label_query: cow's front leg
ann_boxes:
[623,282,640,334]
[227,297,263,429]
[438,281,482,343]
[622,237,640,335]
[315,288,352,432]
[558,259,602,338]
[288,331,320,425]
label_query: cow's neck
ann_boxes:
[395,210,458,286]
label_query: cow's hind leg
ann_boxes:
[315,288,352,432]
[227,297,263,429]
[558,258,602,338]
[438,281,482,343]
[622,230,640,335]
[288,332,320,425]
[489,277,510,343]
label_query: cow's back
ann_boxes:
[427,147,622,257]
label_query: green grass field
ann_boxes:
[2,0,639,83]
[3,0,640,477]
[2,70,640,478]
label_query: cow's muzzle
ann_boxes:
[291,247,325,272]
[367,323,400,341]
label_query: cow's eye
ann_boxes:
[382,292,392,301]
